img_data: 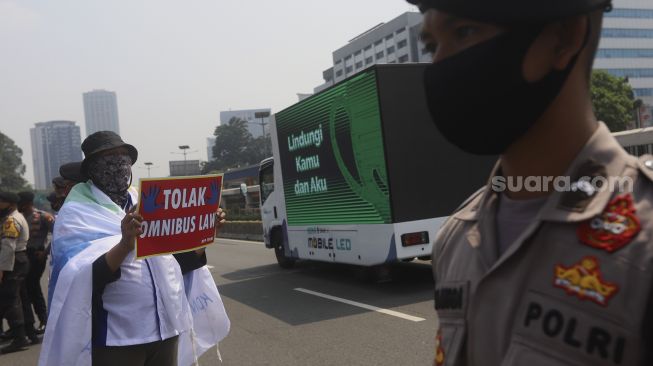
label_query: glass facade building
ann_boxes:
[596,0,653,120]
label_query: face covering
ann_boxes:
[423,23,585,155]
[88,154,133,207]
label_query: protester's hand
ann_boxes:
[215,208,226,234]
[142,186,163,213]
[207,181,220,205]
[119,206,143,251]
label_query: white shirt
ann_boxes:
[91,184,189,346]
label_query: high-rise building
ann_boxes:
[219,108,272,138]
[207,137,216,161]
[83,89,120,136]
[315,12,429,92]
[30,121,83,190]
[595,0,653,121]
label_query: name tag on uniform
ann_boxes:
[434,281,469,317]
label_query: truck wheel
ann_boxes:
[272,230,295,269]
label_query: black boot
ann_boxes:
[0,326,28,354]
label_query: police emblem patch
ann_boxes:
[2,218,20,239]
[553,257,618,307]
[577,194,640,253]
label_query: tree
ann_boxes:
[243,135,272,166]
[203,117,273,174]
[0,132,29,191]
[591,70,636,132]
[204,117,252,172]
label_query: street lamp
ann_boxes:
[144,162,154,177]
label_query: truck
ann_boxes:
[259,64,496,268]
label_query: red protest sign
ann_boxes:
[136,174,223,259]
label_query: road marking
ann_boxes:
[294,288,426,322]
[217,238,265,245]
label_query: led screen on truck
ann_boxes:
[275,70,392,226]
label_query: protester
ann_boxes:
[46,191,63,213]
[59,161,86,184]
[0,191,33,354]
[17,191,54,335]
[409,0,653,364]
[48,162,85,213]
[40,131,230,366]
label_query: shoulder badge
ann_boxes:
[576,194,640,253]
[553,257,618,307]
[435,330,445,366]
[2,217,20,239]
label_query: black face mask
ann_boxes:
[423,24,584,155]
[88,154,133,207]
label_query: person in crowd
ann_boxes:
[49,161,86,213]
[0,192,34,354]
[17,191,54,335]
[40,131,230,366]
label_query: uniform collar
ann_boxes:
[454,122,634,224]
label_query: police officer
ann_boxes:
[17,191,54,335]
[409,0,653,364]
[0,191,30,354]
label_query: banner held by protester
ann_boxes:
[137,174,223,258]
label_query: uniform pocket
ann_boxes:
[500,339,581,366]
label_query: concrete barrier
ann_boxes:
[217,221,264,242]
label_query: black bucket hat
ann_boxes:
[0,191,19,204]
[59,161,87,183]
[81,131,138,174]
[408,0,612,23]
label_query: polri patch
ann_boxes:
[577,194,640,253]
[553,257,618,307]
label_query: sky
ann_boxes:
[0,0,417,187]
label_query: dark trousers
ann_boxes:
[92,336,179,366]
[0,251,29,341]
[25,249,48,324]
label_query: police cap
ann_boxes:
[0,191,19,204]
[17,191,35,205]
[408,0,612,23]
